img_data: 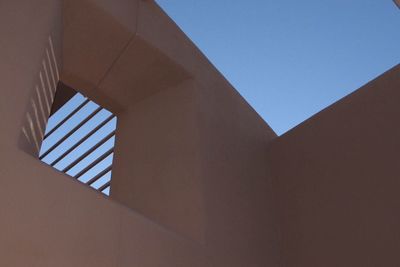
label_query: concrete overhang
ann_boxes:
[62,0,192,114]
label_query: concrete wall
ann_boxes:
[111,80,205,242]
[0,0,280,266]
[0,1,207,266]
[107,1,280,265]
[0,151,207,267]
[0,0,62,156]
[111,76,279,265]
[195,78,280,267]
[267,65,400,267]
[3,0,397,266]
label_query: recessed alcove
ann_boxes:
[39,83,117,195]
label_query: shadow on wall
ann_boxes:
[19,36,60,156]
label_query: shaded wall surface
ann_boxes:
[0,1,205,266]
[0,0,62,156]
[267,65,400,267]
[63,0,280,266]
[0,0,279,266]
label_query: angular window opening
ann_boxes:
[39,83,117,195]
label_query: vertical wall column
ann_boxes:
[110,80,206,242]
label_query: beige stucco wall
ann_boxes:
[267,64,400,267]
[0,0,62,155]
[111,80,206,242]
[0,151,208,267]
[106,1,280,265]
[0,1,207,266]
[2,0,397,266]
[0,0,280,266]
[194,78,279,266]
[111,77,279,265]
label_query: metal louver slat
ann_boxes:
[39,91,117,196]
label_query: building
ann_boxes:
[0,0,399,266]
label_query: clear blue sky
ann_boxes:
[156,0,400,135]
[40,94,115,195]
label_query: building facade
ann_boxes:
[0,0,399,266]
